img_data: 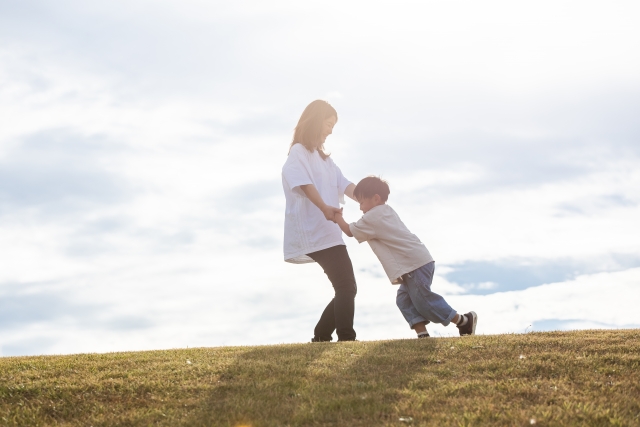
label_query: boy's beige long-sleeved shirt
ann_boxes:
[349,204,434,284]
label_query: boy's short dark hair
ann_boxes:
[353,176,390,202]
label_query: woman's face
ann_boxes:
[320,116,337,143]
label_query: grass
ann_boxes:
[1,329,639,426]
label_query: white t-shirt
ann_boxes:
[282,143,353,263]
[349,204,434,284]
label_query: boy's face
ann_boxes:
[358,194,383,213]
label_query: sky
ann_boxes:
[1,0,639,356]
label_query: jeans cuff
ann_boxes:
[408,316,429,329]
[441,309,457,327]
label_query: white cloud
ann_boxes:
[1,0,639,356]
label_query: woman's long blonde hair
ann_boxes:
[289,100,337,160]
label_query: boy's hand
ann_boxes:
[333,208,344,223]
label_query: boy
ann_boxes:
[334,176,477,338]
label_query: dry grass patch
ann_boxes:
[1,329,639,426]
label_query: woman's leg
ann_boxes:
[308,245,357,341]
[312,301,335,341]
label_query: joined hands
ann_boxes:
[320,205,344,223]
[332,208,344,223]
[321,205,342,222]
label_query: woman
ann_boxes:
[281,100,358,342]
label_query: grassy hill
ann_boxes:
[1,330,639,426]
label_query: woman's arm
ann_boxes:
[345,183,357,202]
[300,184,342,221]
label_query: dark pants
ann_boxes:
[307,245,357,341]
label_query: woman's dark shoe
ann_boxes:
[311,336,333,342]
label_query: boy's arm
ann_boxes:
[334,211,353,237]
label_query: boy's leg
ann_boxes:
[405,262,457,326]
[413,322,428,334]
[308,245,357,341]
[396,284,430,334]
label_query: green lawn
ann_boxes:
[1,329,639,426]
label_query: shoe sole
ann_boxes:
[468,311,477,335]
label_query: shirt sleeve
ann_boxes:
[332,162,352,205]
[349,214,377,243]
[282,145,313,195]
[335,164,352,194]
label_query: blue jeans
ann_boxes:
[396,262,457,328]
